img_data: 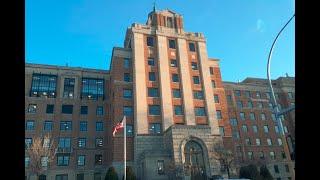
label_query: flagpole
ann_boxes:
[124,116,126,180]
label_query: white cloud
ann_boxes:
[256,19,266,33]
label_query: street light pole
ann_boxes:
[266,13,295,165]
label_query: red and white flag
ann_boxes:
[112,116,126,137]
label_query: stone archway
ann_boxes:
[180,136,211,179]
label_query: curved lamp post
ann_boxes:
[266,14,295,162]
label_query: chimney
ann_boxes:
[285,73,289,77]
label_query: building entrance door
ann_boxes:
[184,140,206,180]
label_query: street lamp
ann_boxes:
[266,13,295,161]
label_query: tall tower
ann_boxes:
[110,9,230,179]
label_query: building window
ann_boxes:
[259,151,265,159]
[191,62,198,70]
[193,76,200,84]
[245,138,251,145]
[264,125,269,133]
[148,88,159,97]
[44,121,53,131]
[124,73,132,82]
[148,58,155,66]
[126,125,134,136]
[227,95,232,104]
[46,104,54,114]
[256,138,261,146]
[60,121,72,131]
[58,138,71,151]
[96,138,103,147]
[149,123,161,134]
[195,107,206,116]
[124,58,131,69]
[81,78,104,100]
[240,112,245,120]
[167,17,174,28]
[174,105,183,115]
[271,113,276,121]
[245,91,251,98]
[249,112,255,120]
[79,121,87,132]
[260,113,266,120]
[80,106,88,115]
[274,165,279,173]
[27,104,37,113]
[232,131,240,139]
[230,118,238,126]
[157,160,165,175]
[25,138,32,149]
[170,59,177,67]
[288,92,294,99]
[26,120,35,131]
[63,78,75,98]
[25,156,30,167]
[41,156,48,167]
[78,138,86,148]
[266,92,271,99]
[149,72,156,81]
[242,125,248,132]
[216,110,222,119]
[212,80,216,88]
[169,39,176,49]
[252,125,258,133]
[214,95,219,103]
[96,106,104,116]
[189,42,195,52]
[172,74,179,82]
[209,67,214,75]
[247,101,253,108]
[77,155,85,166]
[284,126,288,133]
[193,90,204,99]
[30,74,57,98]
[94,154,102,165]
[56,174,68,180]
[237,101,243,108]
[275,126,280,134]
[256,92,261,98]
[278,138,283,146]
[285,164,290,172]
[61,105,73,114]
[267,138,272,146]
[149,105,161,115]
[234,90,241,96]
[248,152,253,160]
[147,36,154,47]
[268,102,273,109]
[219,127,225,136]
[57,155,70,166]
[257,102,263,108]
[123,89,133,99]
[123,106,133,116]
[281,151,287,159]
[95,122,103,131]
[172,89,181,98]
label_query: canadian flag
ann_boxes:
[112,116,126,137]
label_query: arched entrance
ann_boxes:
[184,140,206,180]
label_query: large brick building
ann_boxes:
[25,8,295,180]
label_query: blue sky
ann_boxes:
[26,0,295,82]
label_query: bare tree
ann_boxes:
[212,139,234,179]
[26,133,57,180]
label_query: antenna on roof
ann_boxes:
[153,0,156,12]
